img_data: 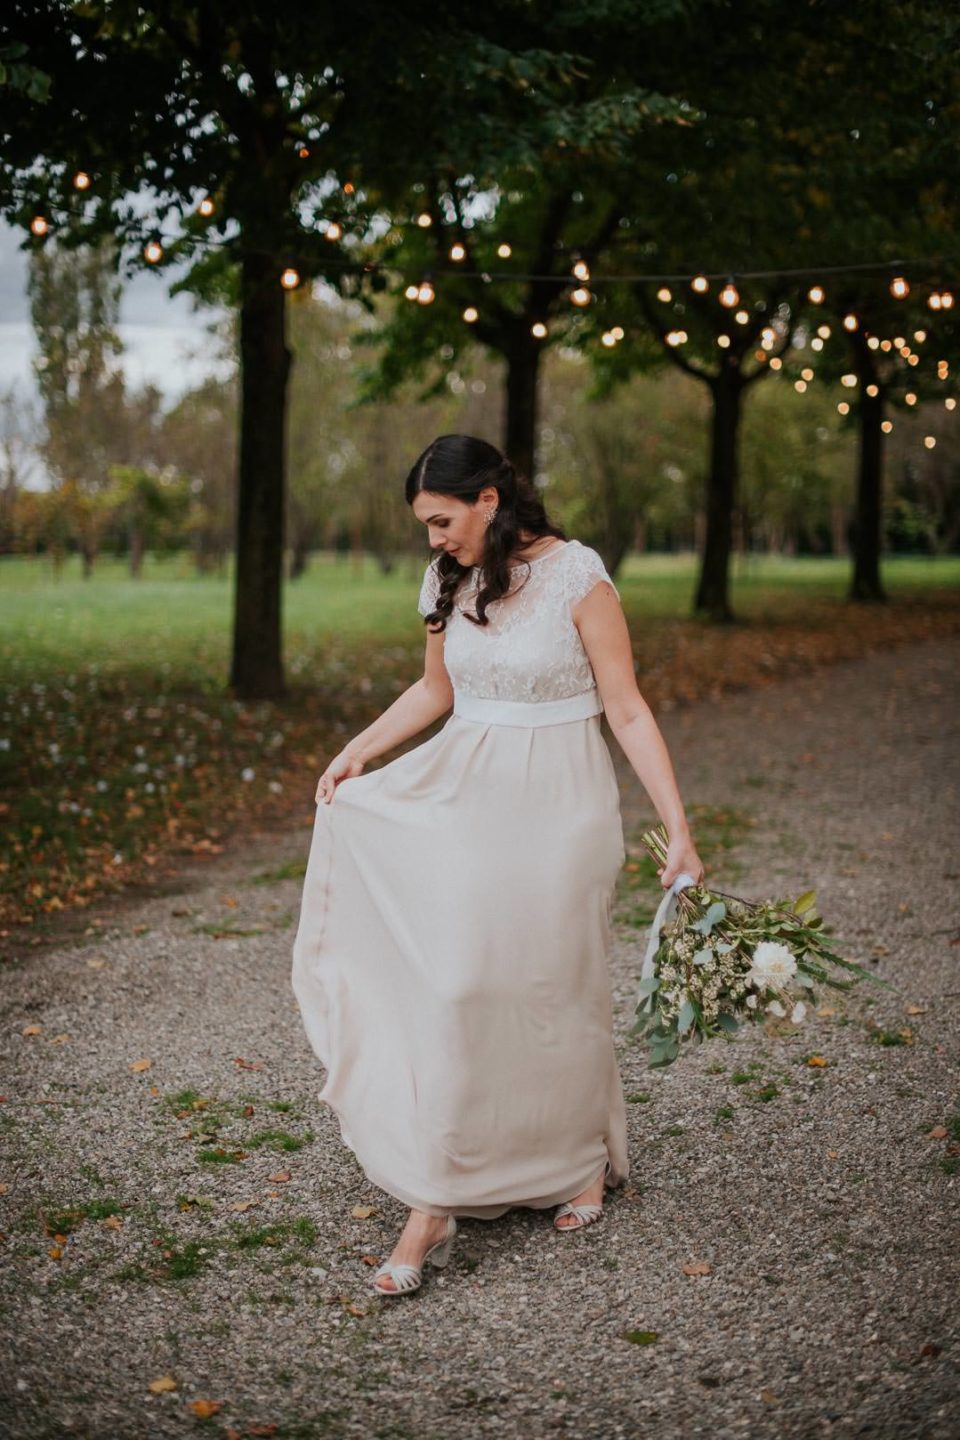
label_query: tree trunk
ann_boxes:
[129,522,143,579]
[504,330,541,481]
[230,250,291,698]
[694,365,743,622]
[848,341,887,602]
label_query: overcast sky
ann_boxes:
[0,220,229,404]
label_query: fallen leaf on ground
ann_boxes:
[806,1055,829,1067]
[351,1204,376,1219]
[102,1216,123,1230]
[905,1004,927,1015]
[188,1400,222,1419]
[681,1261,712,1276]
[22,1025,42,1036]
[927,1126,948,1140]
[230,1200,259,1213]
[129,1058,152,1072]
[360,1254,380,1266]
[148,1375,178,1394]
[268,1171,291,1183]
[234,1057,264,1070]
[760,1389,780,1405]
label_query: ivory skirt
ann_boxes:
[291,688,630,1220]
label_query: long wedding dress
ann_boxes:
[291,539,630,1220]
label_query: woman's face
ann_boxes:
[411,486,497,567]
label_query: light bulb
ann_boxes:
[837,402,850,414]
[734,310,749,325]
[717,335,731,348]
[531,322,547,338]
[416,212,432,228]
[601,332,616,347]
[325,221,343,242]
[881,420,893,433]
[497,243,512,258]
[811,338,824,351]
[795,380,807,393]
[841,373,857,387]
[890,275,909,299]
[866,384,878,396]
[417,281,435,304]
[941,291,954,309]
[73,171,91,191]
[573,260,590,281]
[719,281,738,308]
[801,368,814,381]
[770,357,782,371]
[611,326,624,340]
[570,287,591,307]
[280,267,300,289]
[914,330,927,343]
[691,274,709,293]
[843,314,858,332]
[405,285,419,300]
[905,392,917,405]
[463,306,478,323]
[198,197,215,217]
[30,215,49,237]
[928,292,943,310]
[298,146,310,159]
[144,240,163,264]
[807,285,825,304]
[924,435,936,448]
[449,243,466,262]
[945,398,956,411]
[817,325,831,339]
[657,287,672,303]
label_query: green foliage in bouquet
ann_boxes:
[631,824,893,1069]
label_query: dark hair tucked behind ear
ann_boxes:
[405,434,565,630]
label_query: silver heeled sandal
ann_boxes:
[371,1214,457,1296]
[553,1200,604,1231]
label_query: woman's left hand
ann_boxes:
[658,830,705,889]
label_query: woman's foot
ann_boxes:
[554,1165,606,1230]
[372,1209,453,1294]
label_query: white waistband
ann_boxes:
[452,689,603,727]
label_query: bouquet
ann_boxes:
[632,823,892,1068]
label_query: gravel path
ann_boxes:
[1,635,958,1440]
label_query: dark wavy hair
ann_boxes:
[405,434,565,630]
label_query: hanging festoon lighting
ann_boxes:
[807,285,825,304]
[843,313,858,332]
[197,196,215,217]
[890,275,909,299]
[416,212,432,228]
[928,292,943,310]
[717,335,731,348]
[463,307,478,323]
[611,326,624,340]
[324,221,343,242]
[497,243,512,258]
[572,260,590,281]
[924,436,936,449]
[144,239,163,264]
[73,171,91,191]
[940,291,954,309]
[719,278,739,308]
[30,215,49,236]
[449,243,466,262]
[570,287,592,307]
[531,322,548,339]
[734,309,749,325]
[691,274,709,294]
[280,267,300,290]
[417,281,435,304]
[666,329,688,346]
[405,284,419,300]
[657,286,672,303]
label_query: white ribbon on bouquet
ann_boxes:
[636,871,698,1012]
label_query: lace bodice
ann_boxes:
[416,540,619,704]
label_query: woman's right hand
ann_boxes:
[316,749,365,804]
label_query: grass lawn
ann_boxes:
[2,548,958,938]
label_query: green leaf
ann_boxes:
[677,999,696,1034]
[637,976,660,995]
[794,890,817,915]
[622,1329,659,1345]
[692,947,714,966]
[717,1013,739,1033]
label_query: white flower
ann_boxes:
[766,999,786,1017]
[745,993,758,1010]
[791,1001,807,1024]
[747,940,797,989]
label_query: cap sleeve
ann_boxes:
[417,560,441,617]
[563,542,620,607]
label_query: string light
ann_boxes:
[837,401,850,414]
[572,260,590,282]
[297,145,310,159]
[946,398,957,411]
[866,384,878,396]
[818,325,831,339]
[343,182,355,195]
[867,337,880,350]
[719,280,739,307]
[890,275,909,298]
[795,380,807,393]
[570,287,591,307]
[769,357,782,370]
[462,306,478,323]
[807,285,825,303]
[611,326,624,340]
[666,329,688,345]
[324,221,343,242]
[30,215,49,236]
[928,292,943,310]
[924,435,936,448]
[144,240,163,263]
[691,274,709,294]
[841,373,857,387]
[601,331,617,347]
[801,368,814,381]
[905,393,917,405]
[531,321,547,338]
[449,243,466,262]
[811,337,824,351]
[73,171,90,191]
[404,284,419,300]
[843,314,858,332]
[497,243,512,258]
[280,267,300,289]
[416,212,432,228]
[941,291,954,309]
[880,339,892,352]
[734,309,749,325]
[417,281,435,304]
[881,419,893,433]
[657,286,672,303]
[914,330,927,343]
[198,197,215,217]
[907,354,919,366]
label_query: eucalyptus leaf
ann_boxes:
[677,999,696,1034]
[717,1013,739,1033]
[692,947,714,966]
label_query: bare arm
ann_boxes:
[572,580,704,885]
[316,624,453,801]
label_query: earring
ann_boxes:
[482,508,497,527]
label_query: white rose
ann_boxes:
[746,940,797,989]
[766,999,786,1017]
[791,1001,807,1024]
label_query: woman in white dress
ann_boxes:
[291,434,704,1297]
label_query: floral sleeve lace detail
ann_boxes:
[417,560,441,617]
[562,544,620,608]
